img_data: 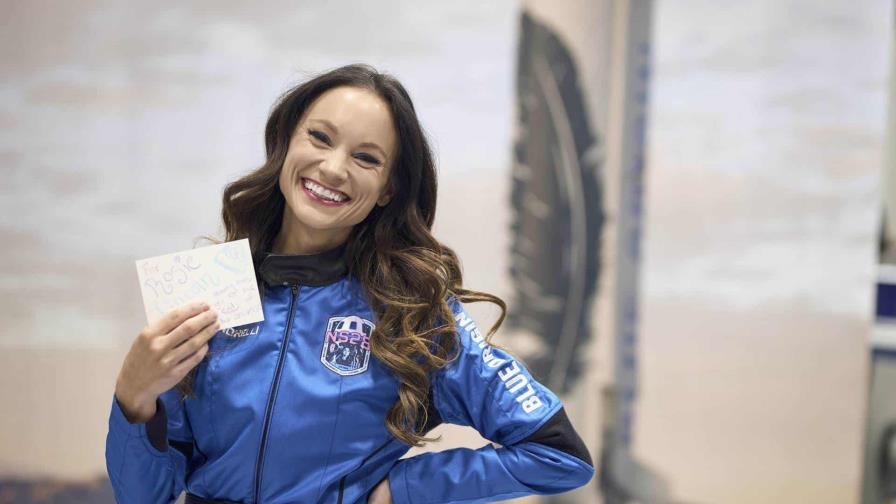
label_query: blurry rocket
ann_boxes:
[507,1,674,502]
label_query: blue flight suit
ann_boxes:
[105,241,594,503]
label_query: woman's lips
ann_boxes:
[301,178,350,207]
[303,177,348,197]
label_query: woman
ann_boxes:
[107,63,594,504]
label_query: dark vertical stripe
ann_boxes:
[253,285,299,504]
[878,282,896,318]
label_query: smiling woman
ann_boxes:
[105,63,594,504]
[274,86,397,255]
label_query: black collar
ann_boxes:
[258,240,349,287]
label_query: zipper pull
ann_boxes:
[291,285,298,297]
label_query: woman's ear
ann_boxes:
[377,183,394,207]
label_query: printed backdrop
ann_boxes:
[0,1,891,503]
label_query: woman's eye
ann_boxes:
[308,128,379,166]
[308,129,330,144]
[356,154,381,165]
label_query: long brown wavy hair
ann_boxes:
[176,63,509,446]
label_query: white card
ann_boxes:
[135,238,264,330]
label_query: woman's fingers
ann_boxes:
[169,339,211,379]
[149,301,209,336]
[164,316,221,368]
[163,309,219,350]
[118,302,218,409]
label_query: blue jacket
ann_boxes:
[105,242,594,503]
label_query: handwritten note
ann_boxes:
[135,238,264,330]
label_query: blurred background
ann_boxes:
[0,0,893,503]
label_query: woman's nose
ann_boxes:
[318,154,349,186]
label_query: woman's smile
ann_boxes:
[301,177,351,207]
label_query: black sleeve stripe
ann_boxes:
[521,407,593,467]
[145,397,196,461]
[145,397,168,453]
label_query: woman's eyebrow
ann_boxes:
[309,118,388,159]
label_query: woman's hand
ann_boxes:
[114,301,220,423]
[368,477,392,504]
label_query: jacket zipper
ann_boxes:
[254,284,299,504]
[336,438,392,504]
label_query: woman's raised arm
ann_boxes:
[106,301,217,504]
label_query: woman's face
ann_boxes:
[277,85,397,252]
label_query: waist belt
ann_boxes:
[185,493,242,504]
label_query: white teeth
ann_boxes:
[303,179,347,202]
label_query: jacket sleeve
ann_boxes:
[387,297,595,504]
[105,387,199,504]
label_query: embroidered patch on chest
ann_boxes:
[320,315,374,376]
